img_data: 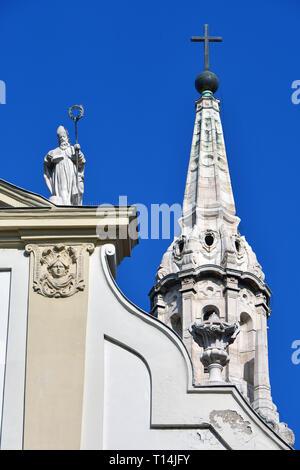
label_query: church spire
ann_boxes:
[182,25,235,233]
[181,86,236,233]
[149,28,294,446]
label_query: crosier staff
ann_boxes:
[68,104,84,205]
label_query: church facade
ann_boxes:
[0,28,294,450]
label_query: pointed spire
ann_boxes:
[181,94,236,234]
[154,57,263,279]
[181,26,235,233]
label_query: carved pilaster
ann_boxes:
[150,293,166,319]
[179,277,196,355]
[224,276,241,387]
[252,297,278,426]
[253,295,272,401]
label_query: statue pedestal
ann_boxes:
[49,195,64,205]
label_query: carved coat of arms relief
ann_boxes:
[25,243,94,298]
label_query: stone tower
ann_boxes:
[149,26,294,445]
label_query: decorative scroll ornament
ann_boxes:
[25,243,94,298]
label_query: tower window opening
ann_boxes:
[203,305,220,321]
[205,233,214,247]
[235,240,241,252]
[178,239,184,253]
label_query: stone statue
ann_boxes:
[44,125,86,205]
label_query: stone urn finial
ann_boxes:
[189,313,240,383]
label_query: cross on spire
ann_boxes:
[191,24,222,71]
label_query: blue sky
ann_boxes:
[1,0,299,448]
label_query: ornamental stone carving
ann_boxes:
[197,280,222,299]
[25,243,94,298]
[189,313,240,383]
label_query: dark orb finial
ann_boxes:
[191,25,222,95]
[195,70,219,94]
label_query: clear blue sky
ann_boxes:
[0,0,299,448]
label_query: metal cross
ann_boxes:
[191,24,222,71]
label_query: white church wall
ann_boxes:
[0,249,29,449]
[103,339,224,450]
[0,271,11,436]
[80,244,291,450]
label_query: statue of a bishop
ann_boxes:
[44,125,86,205]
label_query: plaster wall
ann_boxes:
[23,247,90,450]
[80,245,290,450]
[0,248,29,450]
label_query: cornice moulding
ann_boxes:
[0,199,138,265]
[149,264,271,300]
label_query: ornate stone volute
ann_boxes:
[189,313,240,383]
